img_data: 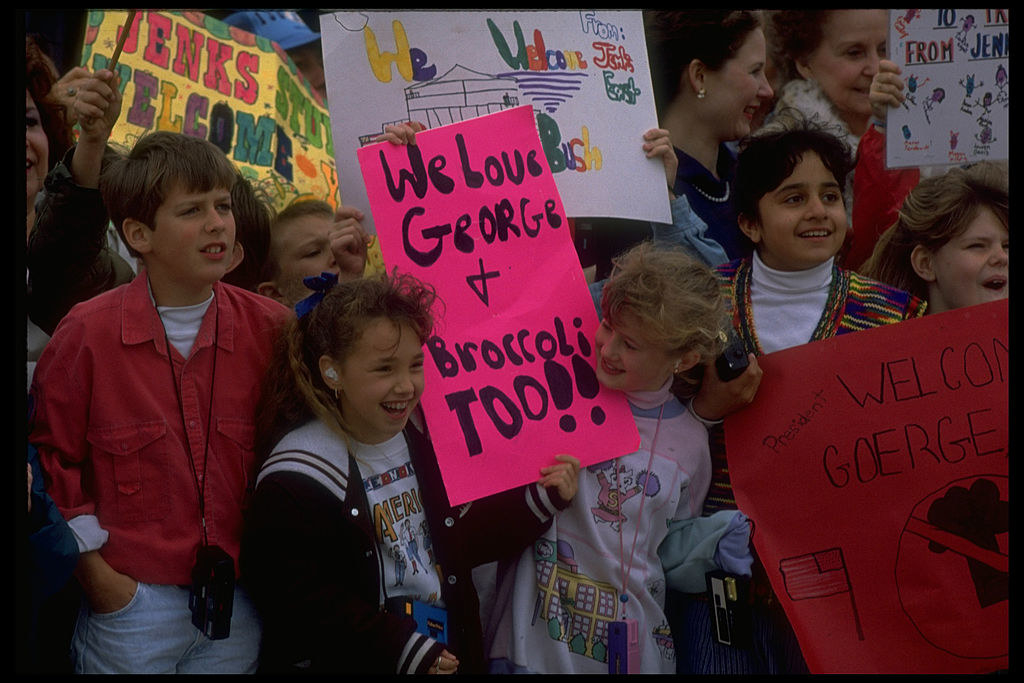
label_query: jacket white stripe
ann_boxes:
[396,632,435,674]
[525,483,558,522]
[534,483,559,517]
[258,450,349,502]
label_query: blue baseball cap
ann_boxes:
[222,11,320,50]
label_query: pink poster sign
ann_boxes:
[358,105,639,505]
[725,300,1008,673]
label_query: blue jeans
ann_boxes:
[71,582,261,673]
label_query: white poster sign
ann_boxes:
[885,9,1009,169]
[321,10,669,232]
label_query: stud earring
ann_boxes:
[697,87,706,100]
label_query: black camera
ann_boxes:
[189,545,235,640]
[715,328,749,382]
[706,570,752,648]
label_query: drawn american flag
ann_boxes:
[780,547,863,640]
[781,548,851,599]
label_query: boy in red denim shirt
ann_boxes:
[30,131,292,673]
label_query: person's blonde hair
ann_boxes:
[255,269,439,460]
[601,241,727,396]
[861,162,1008,300]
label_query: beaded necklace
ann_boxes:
[691,180,730,204]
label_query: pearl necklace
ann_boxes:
[692,180,730,203]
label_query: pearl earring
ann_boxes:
[697,87,706,100]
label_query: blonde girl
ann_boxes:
[486,242,753,673]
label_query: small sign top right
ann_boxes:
[885,9,1008,169]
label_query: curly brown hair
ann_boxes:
[765,10,831,83]
[254,269,440,462]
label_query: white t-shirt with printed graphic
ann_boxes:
[355,433,444,608]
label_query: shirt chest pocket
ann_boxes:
[212,417,256,505]
[87,421,170,523]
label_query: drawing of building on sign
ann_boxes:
[531,538,619,662]
[406,65,521,127]
[357,65,522,145]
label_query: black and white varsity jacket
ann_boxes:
[240,417,568,674]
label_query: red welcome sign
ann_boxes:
[726,300,1008,673]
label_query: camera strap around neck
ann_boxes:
[161,297,220,548]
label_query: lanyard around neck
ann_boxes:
[616,403,664,618]
[161,299,220,547]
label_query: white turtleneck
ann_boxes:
[154,288,214,358]
[750,253,834,355]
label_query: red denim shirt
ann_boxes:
[32,275,290,585]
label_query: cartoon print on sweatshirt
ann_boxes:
[530,538,620,663]
[588,459,660,532]
[528,537,674,664]
[362,454,440,603]
[420,518,435,565]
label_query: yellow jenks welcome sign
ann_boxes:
[81,10,337,214]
